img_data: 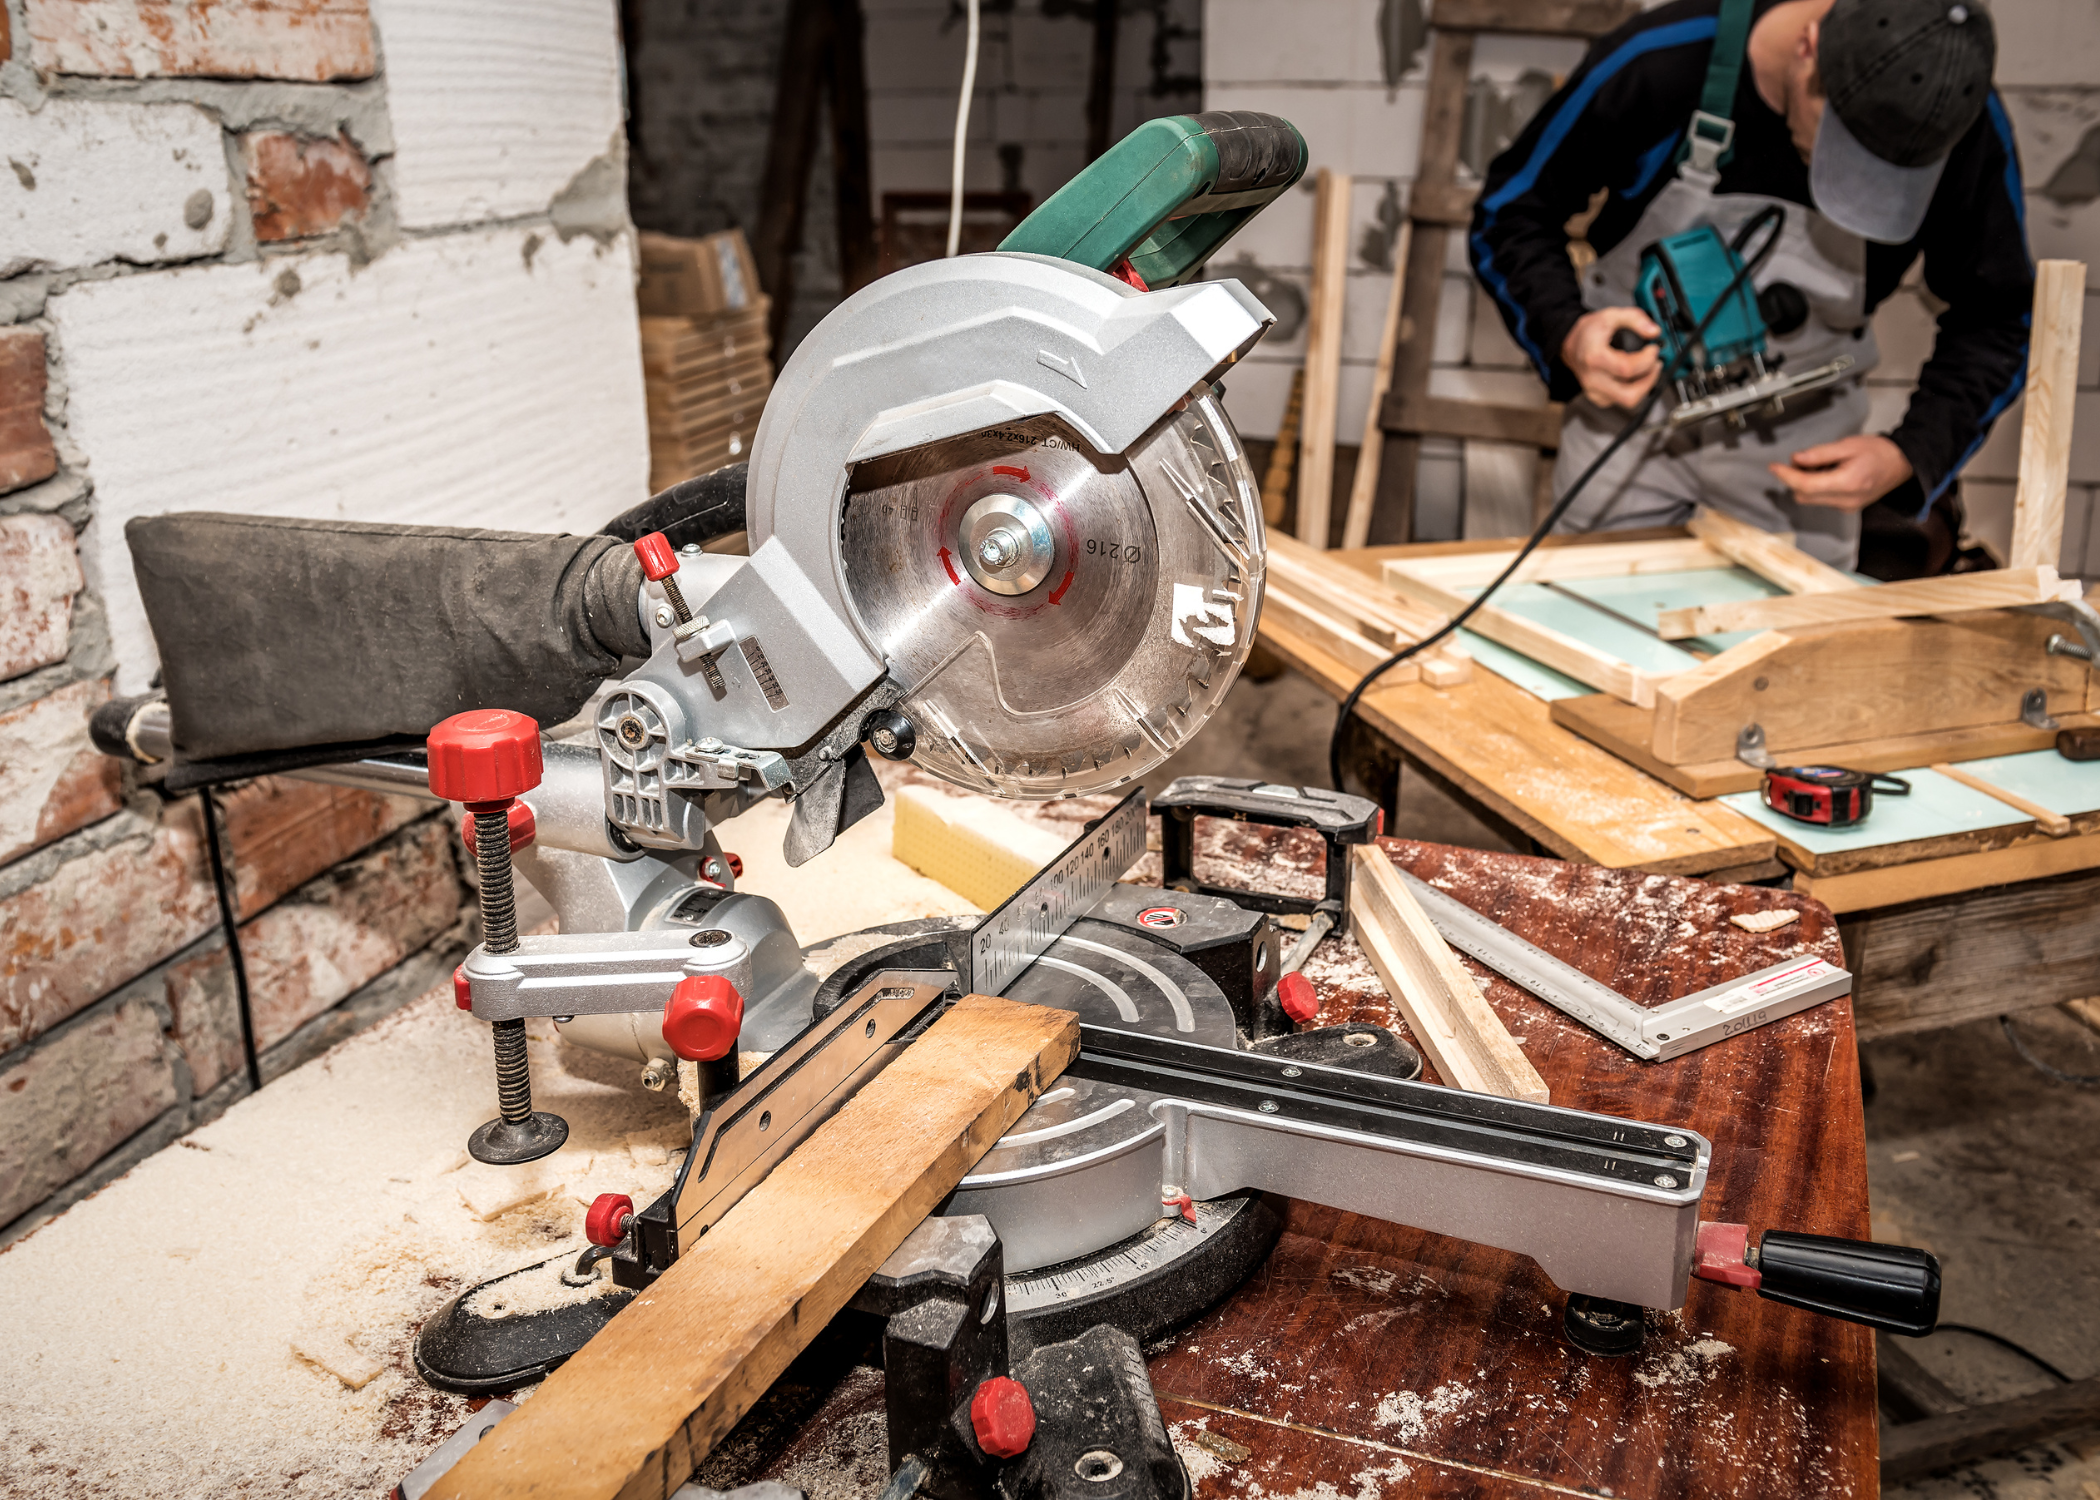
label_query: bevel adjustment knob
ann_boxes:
[427,710,544,809]
[585,1193,634,1247]
[662,974,744,1062]
[970,1376,1036,1459]
[632,531,679,582]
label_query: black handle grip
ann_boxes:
[1609,327,1656,353]
[1756,1230,1941,1336]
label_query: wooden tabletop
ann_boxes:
[1259,540,1782,882]
[721,834,1878,1498]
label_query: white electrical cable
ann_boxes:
[946,0,980,257]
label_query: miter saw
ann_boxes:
[99,112,1939,1499]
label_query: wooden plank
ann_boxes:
[1429,0,1643,36]
[1261,366,1304,527]
[1405,179,1477,226]
[1551,690,2098,805]
[1397,536,1729,588]
[1656,566,2071,639]
[1881,1375,2100,1486]
[1796,827,2100,914]
[1271,531,1448,640]
[1384,559,1667,705]
[1931,761,2073,837]
[1262,588,1420,682]
[2009,259,2087,571]
[1295,168,1352,548]
[1344,220,1411,550]
[430,993,1079,1500]
[2065,996,2100,1035]
[1650,613,2091,764]
[1877,1332,1965,1423]
[1346,845,1549,1103]
[1847,865,2100,1036]
[1381,392,1564,449]
[1688,508,1855,594]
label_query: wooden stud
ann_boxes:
[1261,367,1304,528]
[1347,845,1549,1103]
[429,994,1080,1500]
[2009,260,2088,571]
[1421,655,1468,688]
[1296,168,1353,548]
[1655,566,2072,639]
[1688,508,1856,594]
[1394,536,1730,589]
[1262,588,1420,682]
[1344,221,1411,549]
[1931,762,2073,838]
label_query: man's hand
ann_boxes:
[1561,307,1662,409]
[1769,435,1915,512]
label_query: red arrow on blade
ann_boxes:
[939,547,961,585]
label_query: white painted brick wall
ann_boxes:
[0,99,232,277]
[56,227,650,688]
[369,0,626,228]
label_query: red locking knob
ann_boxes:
[453,965,474,1012]
[585,1193,634,1247]
[662,974,744,1062]
[632,531,679,582]
[426,710,543,809]
[460,802,536,856]
[970,1376,1036,1459]
[1277,971,1320,1025]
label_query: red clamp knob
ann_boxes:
[970,1376,1036,1459]
[633,531,679,582]
[453,964,474,1012]
[662,974,744,1062]
[460,802,536,856]
[1692,1221,1762,1290]
[585,1193,634,1247]
[1277,971,1320,1025]
[426,710,543,810]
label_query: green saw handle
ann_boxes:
[1000,110,1307,289]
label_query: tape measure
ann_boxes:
[1762,766,1911,828]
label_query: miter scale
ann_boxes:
[99,111,1940,1499]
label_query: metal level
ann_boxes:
[1398,871,1851,1061]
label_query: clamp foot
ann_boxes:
[468,1110,569,1165]
[1563,1294,1645,1357]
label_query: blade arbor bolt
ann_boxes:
[978,528,1021,569]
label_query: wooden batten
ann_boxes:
[1688,508,1855,594]
[2009,260,2087,571]
[1655,566,2074,640]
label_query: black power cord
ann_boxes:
[1999,1014,2100,1086]
[1326,205,1788,794]
[197,786,263,1095]
[1932,1323,2075,1385]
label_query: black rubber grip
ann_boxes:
[1189,110,1308,196]
[1757,1230,1941,1336]
[90,694,154,762]
[1609,327,1654,353]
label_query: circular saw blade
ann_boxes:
[839,385,1265,799]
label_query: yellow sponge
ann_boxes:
[891,783,1068,911]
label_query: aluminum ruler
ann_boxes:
[1396,871,1851,1062]
[970,787,1149,997]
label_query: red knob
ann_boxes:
[662,974,744,1062]
[633,531,678,582]
[585,1193,634,1247]
[453,964,473,1012]
[1277,971,1319,1025]
[426,710,543,809]
[460,801,536,856]
[970,1376,1036,1459]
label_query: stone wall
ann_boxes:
[0,0,651,1241]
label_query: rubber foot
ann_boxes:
[1563,1293,1645,1357]
[468,1110,569,1165]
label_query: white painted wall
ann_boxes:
[62,229,648,689]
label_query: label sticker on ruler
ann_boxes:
[1704,958,1842,1016]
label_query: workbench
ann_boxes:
[1259,533,2100,1041]
[701,831,1877,1499]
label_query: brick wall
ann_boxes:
[0,0,649,1240]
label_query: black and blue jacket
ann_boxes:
[1469,0,2034,512]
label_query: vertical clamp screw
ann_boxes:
[634,532,694,626]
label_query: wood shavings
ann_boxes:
[626,1123,689,1168]
[1729,909,1801,934]
[292,1335,384,1391]
[453,1160,564,1221]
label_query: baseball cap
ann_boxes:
[1810,0,1996,245]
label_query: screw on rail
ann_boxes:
[428,709,570,1166]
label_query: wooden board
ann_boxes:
[1261,587,1419,682]
[1342,221,1410,550]
[1795,828,2100,913]
[1649,612,2092,764]
[430,993,1079,1500]
[1257,606,1777,875]
[1394,535,1730,588]
[1689,508,1856,594]
[2009,260,2087,571]
[1655,566,2071,640]
[1260,367,1303,527]
[1550,690,2100,800]
[1931,761,2073,837]
[1294,168,1351,548]
[1347,845,1549,1101]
